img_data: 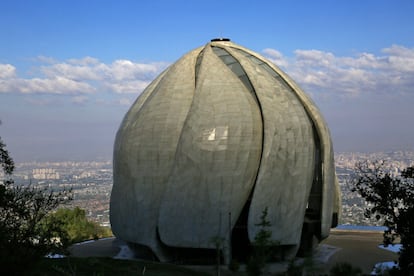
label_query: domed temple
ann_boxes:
[110,38,341,264]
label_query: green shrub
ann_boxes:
[45,207,112,244]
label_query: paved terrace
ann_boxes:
[69,229,398,275]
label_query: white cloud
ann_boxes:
[105,80,151,94]
[41,63,103,81]
[263,45,414,98]
[3,45,414,103]
[382,45,414,72]
[67,56,100,66]
[0,76,96,94]
[109,60,161,81]
[294,49,335,68]
[0,57,169,98]
[0,64,17,79]
[262,48,288,67]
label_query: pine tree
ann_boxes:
[247,207,277,276]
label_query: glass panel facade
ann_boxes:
[201,126,229,151]
[211,46,255,96]
[233,48,287,84]
[195,49,205,85]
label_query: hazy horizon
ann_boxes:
[1,1,414,162]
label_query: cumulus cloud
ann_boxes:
[0,64,17,79]
[109,60,162,81]
[0,57,168,97]
[262,48,288,67]
[0,76,96,94]
[262,44,414,98]
[67,56,100,66]
[382,45,414,72]
[2,45,414,104]
[105,80,151,94]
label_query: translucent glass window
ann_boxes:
[201,126,229,151]
[211,46,255,96]
[232,48,288,86]
[203,126,228,141]
[195,49,205,85]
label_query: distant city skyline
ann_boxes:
[12,151,414,226]
[1,0,414,162]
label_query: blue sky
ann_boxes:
[1,0,414,161]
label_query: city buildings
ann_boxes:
[9,150,414,230]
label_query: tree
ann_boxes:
[351,160,414,274]
[247,207,277,276]
[0,131,72,274]
[45,206,112,244]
